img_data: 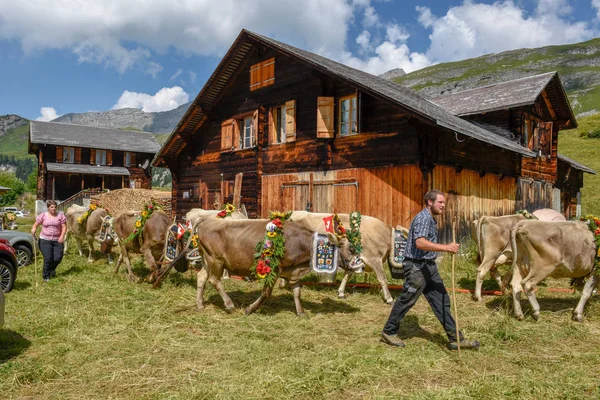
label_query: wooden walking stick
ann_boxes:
[451,219,461,356]
[33,236,39,288]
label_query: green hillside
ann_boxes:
[0,123,32,158]
[559,114,600,215]
[395,38,600,116]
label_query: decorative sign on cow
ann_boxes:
[311,232,339,282]
[388,227,408,279]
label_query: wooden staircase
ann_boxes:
[57,188,109,213]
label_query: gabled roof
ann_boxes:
[45,163,131,176]
[154,29,535,167]
[557,153,596,175]
[30,121,161,153]
[431,72,576,125]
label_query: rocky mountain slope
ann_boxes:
[53,102,191,134]
[392,38,600,117]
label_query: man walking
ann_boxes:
[381,190,479,350]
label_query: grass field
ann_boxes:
[1,129,599,399]
[1,217,599,399]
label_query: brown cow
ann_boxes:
[192,216,359,315]
[509,220,597,322]
[103,210,171,283]
[473,209,566,301]
[290,211,403,304]
[65,204,113,263]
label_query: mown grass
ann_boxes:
[1,227,599,399]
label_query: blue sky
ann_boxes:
[0,0,599,122]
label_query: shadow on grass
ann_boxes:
[485,294,582,318]
[0,329,31,363]
[397,315,447,348]
[205,290,361,315]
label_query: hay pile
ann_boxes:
[91,189,172,217]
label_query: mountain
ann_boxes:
[391,38,600,117]
[53,102,191,134]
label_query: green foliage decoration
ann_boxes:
[346,211,363,254]
[124,201,160,244]
[250,211,292,287]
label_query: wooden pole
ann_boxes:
[451,219,461,356]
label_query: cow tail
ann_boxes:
[510,223,521,274]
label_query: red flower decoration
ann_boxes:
[217,210,227,218]
[595,228,600,235]
[148,204,154,209]
[272,218,283,228]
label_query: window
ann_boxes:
[249,57,275,91]
[240,116,255,149]
[339,95,358,136]
[274,105,286,144]
[63,147,75,163]
[269,100,296,144]
[221,110,258,151]
[97,150,107,165]
[124,152,131,167]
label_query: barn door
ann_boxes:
[312,181,358,213]
[281,182,310,211]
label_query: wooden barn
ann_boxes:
[29,121,160,202]
[153,29,594,239]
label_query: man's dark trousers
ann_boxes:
[383,259,463,342]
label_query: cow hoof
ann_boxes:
[226,307,236,314]
[385,298,394,305]
[572,313,583,323]
[338,292,346,299]
[297,312,307,318]
[87,259,94,263]
[244,307,252,315]
[127,275,138,283]
[515,314,524,321]
[197,305,205,312]
[532,312,540,321]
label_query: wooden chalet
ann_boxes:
[29,121,160,201]
[153,29,594,240]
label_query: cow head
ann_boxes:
[326,232,364,274]
[98,215,119,252]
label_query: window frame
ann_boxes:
[338,95,358,137]
[63,146,75,163]
[240,116,255,150]
[272,104,287,145]
[96,149,107,166]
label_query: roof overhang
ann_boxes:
[46,163,131,176]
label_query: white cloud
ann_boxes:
[170,69,183,81]
[112,86,189,112]
[593,0,600,19]
[340,40,431,75]
[188,71,197,84]
[356,30,372,53]
[0,0,355,74]
[417,1,596,63]
[363,6,380,27]
[36,107,60,122]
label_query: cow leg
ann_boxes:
[207,264,235,312]
[196,268,209,311]
[106,251,113,264]
[474,258,497,301]
[510,265,525,320]
[572,273,599,323]
[292,281,306,316]
[371,261,393,304]
[116,243,137,283]
[64,231,70,253]
[87,238,95,262]
[337,270,353,299]
[489,266,504,292]
[142,245,159,283]
[75,237,84,257]
[522,266,553,321]
[245,282,275,315]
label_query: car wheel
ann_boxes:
[14,244,32,267]
[0,258,16,293]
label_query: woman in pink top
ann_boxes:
[31,200,67,282]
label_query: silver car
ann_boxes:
[0,230,34,267]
